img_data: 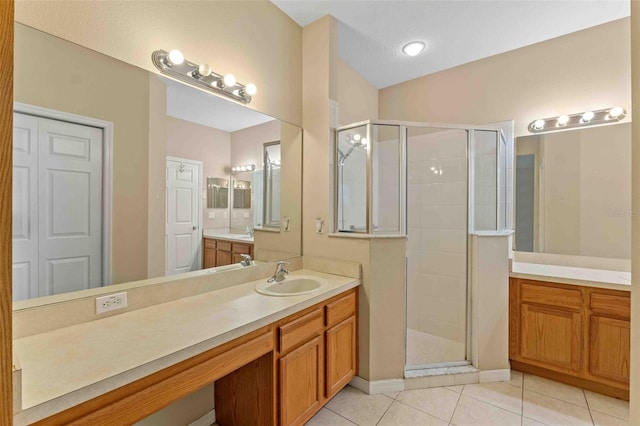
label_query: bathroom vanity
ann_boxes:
[12,268,359,425]
[509,276,630,399]
[202,234,255,268]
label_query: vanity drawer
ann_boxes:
[232,243,251,254]
[325,292,356,328]
[521,282,582,311]
[279,309,324,354]
[217,241,232,251]
[204,239,216,250]
[591,292,630,319]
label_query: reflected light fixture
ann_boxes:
[231,164,256,173]
[402,41,426,57]
[528,107,626,133]
[152,49,257,104]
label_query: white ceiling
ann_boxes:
[272,0,630,89]
[162,77,275,133]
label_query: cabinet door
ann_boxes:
[203,248,216,269]
[279,335,323,426]
[216,250,232,266]
[326,316,356,398]
[520,303,582,372]
[589,316,630,384]
[232,253,243,264]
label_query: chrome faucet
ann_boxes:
[240,254,253,267]
[268,261,289,283]
[246,226,254,237]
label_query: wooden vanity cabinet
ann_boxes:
[276,289,358,426]
[510,278,630,399]
[202,237,254,268]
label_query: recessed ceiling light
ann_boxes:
[402,41,426,57]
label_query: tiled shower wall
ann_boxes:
[406,129,468,355]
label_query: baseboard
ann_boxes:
[188,409,216,426]
[349,376,404,395]
[479,369,511,383]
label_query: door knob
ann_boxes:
[193,226,197,230]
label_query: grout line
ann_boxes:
[373,397,395,426]
[323,406,359,425]
[583,390,596,426]
[450,384,464,424]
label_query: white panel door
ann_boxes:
[12,113,39,301]
[38,117,103,296]
[166,158,201,275]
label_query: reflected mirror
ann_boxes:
[514,122,631,259]
[263,142,281,228]
[207,178,229,209]
[12,23,302,302]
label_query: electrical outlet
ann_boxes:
[96,292,128,314]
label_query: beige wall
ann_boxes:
[379,18,631,137]
[303,16,406,381]
[147,76,168,279]
[14,23,150,285]
[15,0,303,126]
[337,59,378,126]
[630,2,639,424]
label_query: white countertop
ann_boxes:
[510,262,631,291]
[13,270,359,424]
[202,229,254,244]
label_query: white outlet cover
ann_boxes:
[96,292,128,314]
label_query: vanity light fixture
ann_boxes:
[152,49,257,104]
[402,41,426,57]
[528,107,626,133]
[231,164,256,173]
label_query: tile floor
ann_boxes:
[306,371,630,426]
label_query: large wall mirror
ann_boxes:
[514,122,631,260]
[12,23,302,304]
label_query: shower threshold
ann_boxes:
[404,364,478,379]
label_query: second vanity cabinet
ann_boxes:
[203,237,254,268]
[275,289,358,425]
[510,278,630,399]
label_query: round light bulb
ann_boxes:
[223,74,236,87]
[361,138,368,146]
[582,111,595,122]
[557,115,569,126]
[168,49,184,65]
[533,119,545,130]
[354,134,361,141]
[198,63,212,77]
[245,83,257,96]
[609,107,624,118]
[402,41,426,57]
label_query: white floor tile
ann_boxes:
[306,408,356,426]
[522,417,549,426]
[585,390,629,421]
[325,386,393,426]
[523,390,593,426]
[450,395,521,426]
[378,401,448,426]
[396,387,460,422]
[508,370,523,388]
[446,385,464,393]
[524,374,588,407]
[591,410,630,426]
[384,392,401,400]
[462,381,523,414]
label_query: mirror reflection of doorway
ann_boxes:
[12,111,105,300]
[165,157,202,275]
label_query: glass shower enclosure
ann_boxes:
[336,120,508,373]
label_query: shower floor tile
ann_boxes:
[406,328,466,366]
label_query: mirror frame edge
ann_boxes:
[1,0,14,422]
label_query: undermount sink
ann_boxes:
[255,275,328,296]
